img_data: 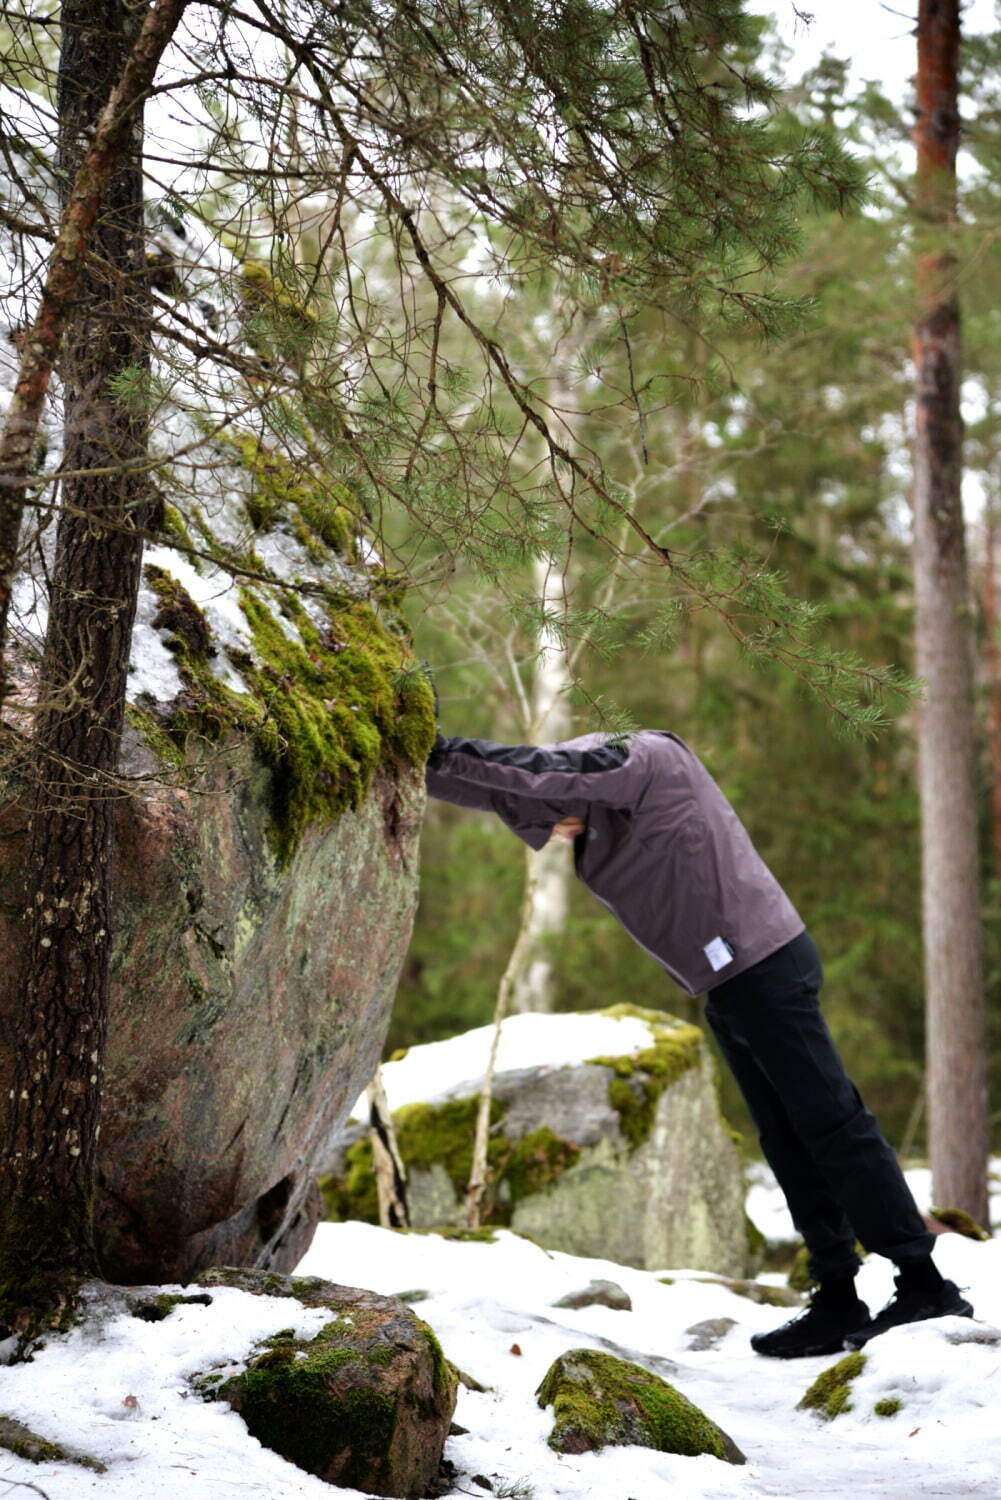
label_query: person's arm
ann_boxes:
[425,758,503,813]
[426,733,644,808]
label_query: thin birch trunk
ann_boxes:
[466,860,539,1229]
[509,554,573,1014]
[912,0,989,1223]
[366,1068,410,1230]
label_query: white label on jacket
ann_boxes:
[704,936,734,972]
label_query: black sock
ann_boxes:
[895,1255,944,1294]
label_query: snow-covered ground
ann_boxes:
[1,1171,999,1500]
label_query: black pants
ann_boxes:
[704,929,933,1282]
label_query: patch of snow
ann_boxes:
[355,1009,668,1117]
[0,1285,361,1499]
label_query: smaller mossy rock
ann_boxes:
[322,1006,750,1276]
[684,1317,737,1352]
[536,1349,744,1464]
[553,1280,632,1312]
[196,1268,456,1499]
[798,1352,867,1420]
[929,1206,991,1241]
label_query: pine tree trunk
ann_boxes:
[0,0,154,1320]
[982,516,1001,879]
[0,0,188,703]
[912,0,989,1223]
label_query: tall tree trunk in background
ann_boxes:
[911,0,989,1223]
[983,515,1001,880]
[508,554,574,1014]
[0,0,155,1322]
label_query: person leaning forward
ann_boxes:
[425,727,974,1357]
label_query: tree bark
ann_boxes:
[982,516,1001,880]
[0,0,188,710]
[0,0,175,1322]
[912,0,989,1222]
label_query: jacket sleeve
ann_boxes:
[425,761,503,814]
[425,733,644,808]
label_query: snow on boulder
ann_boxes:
[320,1006,752,1276]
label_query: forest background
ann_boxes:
[394,13,1001,1157]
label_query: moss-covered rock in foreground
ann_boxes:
[536,1349,745,1463]
[196,1268,456,1499]
[798,1352,867,1420]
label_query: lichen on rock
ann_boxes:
[535,1348,745,1463]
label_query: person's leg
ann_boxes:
[710,931,934,1266]
[703,996,860,1283]
[705,975,869,1356]
[709,931,972,1350]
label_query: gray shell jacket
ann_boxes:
[425,729,803,997]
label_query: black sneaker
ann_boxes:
[844,1277,973,1349]
[750,1293,871,1359]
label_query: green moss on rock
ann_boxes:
[321,1098,582,1230]
[588,1008,704,1150]
[873,1397,901,1418]
[536,1349,744,1463]
[503,1126,581,1202]
[135,439,436,866]
[222,1322,399,1486]
[929,1206,991,1241]
[220,432,356,556]
[798,1352,867,1420]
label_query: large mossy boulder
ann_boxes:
[536,1348,745,1463]
[321,1007,750,1275]
[197,1268,456,1499]
[0,340,434,1282]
